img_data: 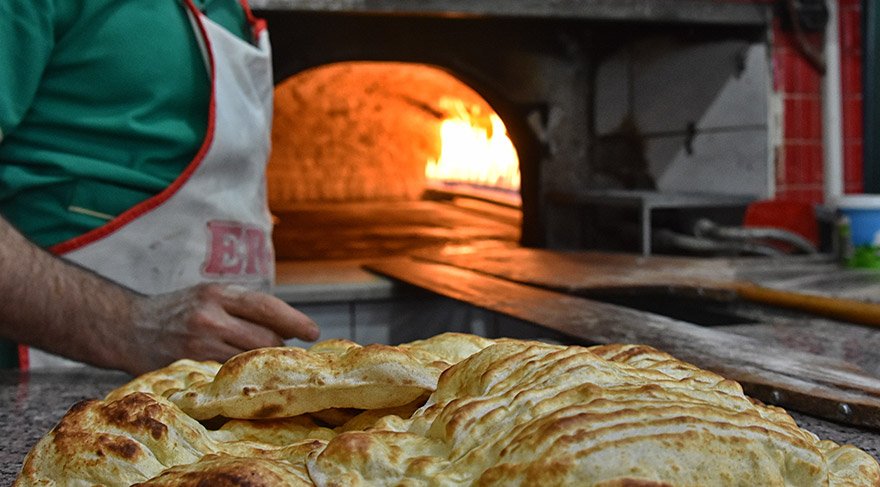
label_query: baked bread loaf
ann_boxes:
[15,333,880,486]
[104,359,221,402]
[167,332,494,420]
[15,392,326,486]
[210,416,337,446]
[308,340,880,486]
[131,454,314,486]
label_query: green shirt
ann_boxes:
[0,0,250,248]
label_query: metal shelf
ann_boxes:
[578,190,756,256]
[251,0,770,26]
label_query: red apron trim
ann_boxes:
[18,344,29,370]
[237,0,267,39]
[49,1,219,256]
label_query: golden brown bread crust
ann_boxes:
[132,454,313,486]
[14,392,326,487]
[308,341,880,486]
[168,344,446,420]
[336,394,429,433]
[15,335,880,487]
[104,359,221,402]
[398,332,498,367]
[166,333,496,421]
[16,393,212,486]
[210,416,337,445]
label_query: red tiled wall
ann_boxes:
[774,0,864,202]
[839,0,864,194]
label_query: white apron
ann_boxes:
[24,0,275,369]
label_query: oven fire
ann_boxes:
[424,97,520,193]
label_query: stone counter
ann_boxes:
[0,368,129,483]
[1,367,879,484]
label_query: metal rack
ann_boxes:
[578,189,756,256]
[251,0,770,26]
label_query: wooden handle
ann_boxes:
[734,282,880,327]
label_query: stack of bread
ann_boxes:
[15,333,880,486]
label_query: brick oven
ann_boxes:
[251,0,777,344]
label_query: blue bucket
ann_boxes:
[837,195,880,268]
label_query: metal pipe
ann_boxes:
[823,0,844,203]
[866,0,880,192]
[692,218,818,254]
[653,228,785,257]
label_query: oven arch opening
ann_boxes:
[267,61,529,261]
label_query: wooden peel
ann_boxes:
[364,256,880,428]
[731,282,880,328]
[411,247,880,328]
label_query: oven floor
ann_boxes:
[271,199,520,261]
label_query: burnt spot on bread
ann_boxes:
[176,470,268,486]
[252,403,284,419]
[604,479,675,487]
[67,399,97,414]
[101,393,169,440]
[134,460,286,486]
[96,433,142,460]
[624,479,676,486]
[50,399,99,436]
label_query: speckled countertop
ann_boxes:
[1,367,879,484]
[0,368,129,483]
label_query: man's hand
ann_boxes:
[0,216,319,376]
[122,284,320,375]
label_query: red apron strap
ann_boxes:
[237,0,267,40]
[18,344,29,370]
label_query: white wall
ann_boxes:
[594,37,773,198]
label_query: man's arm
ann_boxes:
[0,216,319,375]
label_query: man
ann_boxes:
[0,0,319,374]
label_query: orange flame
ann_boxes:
[425,98,520,191]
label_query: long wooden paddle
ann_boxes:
[412,247,880,328]
[365,256,880,428]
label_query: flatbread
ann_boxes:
[105,359,221,402]
[15,335,880,487]
[168,344,445,420]
[398,332,497,367]
[132,454,313,487]
[14,392,325,487]
[307,341,880,486]
[209,416,337,446]
[16,393,219,486]
[168,332,493,421]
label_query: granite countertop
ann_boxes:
[1,367,879,484]
[0,368,129,483]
